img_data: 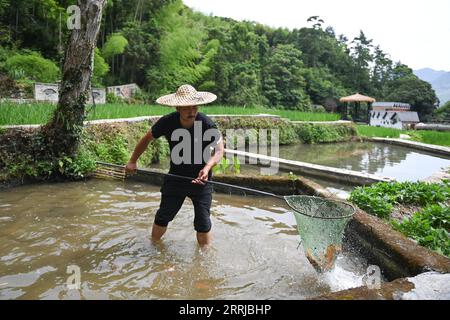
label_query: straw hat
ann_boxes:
[156,84,217,107]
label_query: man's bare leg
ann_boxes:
[151,224,167,242]
[196,231,212,247]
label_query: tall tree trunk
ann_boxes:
[42,0,106,159]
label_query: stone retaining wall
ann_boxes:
[34,82,106,104]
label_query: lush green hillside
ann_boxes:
[0,0,439,119]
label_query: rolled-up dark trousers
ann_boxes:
[154,192,213,233]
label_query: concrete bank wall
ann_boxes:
[344,209,450,281]
[34,83,106,104]
[416,123,450,132]
[291,120,353,125]
[225,149,393,186]
[368,137,450,158]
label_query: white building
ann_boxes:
[369,102,420,130]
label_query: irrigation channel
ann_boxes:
[0,179,373,299]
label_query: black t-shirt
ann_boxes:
[151,111,221,195]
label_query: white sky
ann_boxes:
[183,0,450,71]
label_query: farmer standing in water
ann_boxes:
[125,84,224,247]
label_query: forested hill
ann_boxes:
[0,0,439,120]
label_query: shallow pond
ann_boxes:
[0,179,370,299]
[278,141,450,182]
[152,141,450,196]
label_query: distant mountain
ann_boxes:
[414,68,450,106]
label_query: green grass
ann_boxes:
[0,102,57,125]
[356,125,450,147]
[356,125,401,138]
[0,102,340,125]
[413,130,450,147]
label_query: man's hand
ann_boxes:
[125,161,137,176]
[192,166,210,185]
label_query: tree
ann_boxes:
[371,45,393,98]
[303,67,348,106]
[101,32,128,75]
[120,20,159,87]
[5,51,60,82]
[225,22,267,105]
[433,100,450,121]
[227,62,266,106]
[0,0,10,45]
[42,0,107,158]
[102,33,128,74]
[350,30,373,93]
[0,0,8,16]
[149,0,218,96]
[0,0,67,58]
[294,27,324,68]
[385,66,439,122]
[92,48,109,86]
[262,44,310,110]
[293,17,355,89]
[307,16,324,30]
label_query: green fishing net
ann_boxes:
[285,195,355,272]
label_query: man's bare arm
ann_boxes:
[125,130,154,174]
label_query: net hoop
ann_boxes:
[284,195,356,220]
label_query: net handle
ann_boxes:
[164,172,285,199]
[96,161,284,199]
[96,162,356,219]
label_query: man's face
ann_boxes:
[177,105,198,121]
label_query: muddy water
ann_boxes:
[0,179,370,300]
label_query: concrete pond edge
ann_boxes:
[367,137,450,158]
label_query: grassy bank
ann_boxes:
[356,125,401,138]
[0,102,340,125]
[349,181,450,257]
[357,125,450,147]
[0,120,170,184]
